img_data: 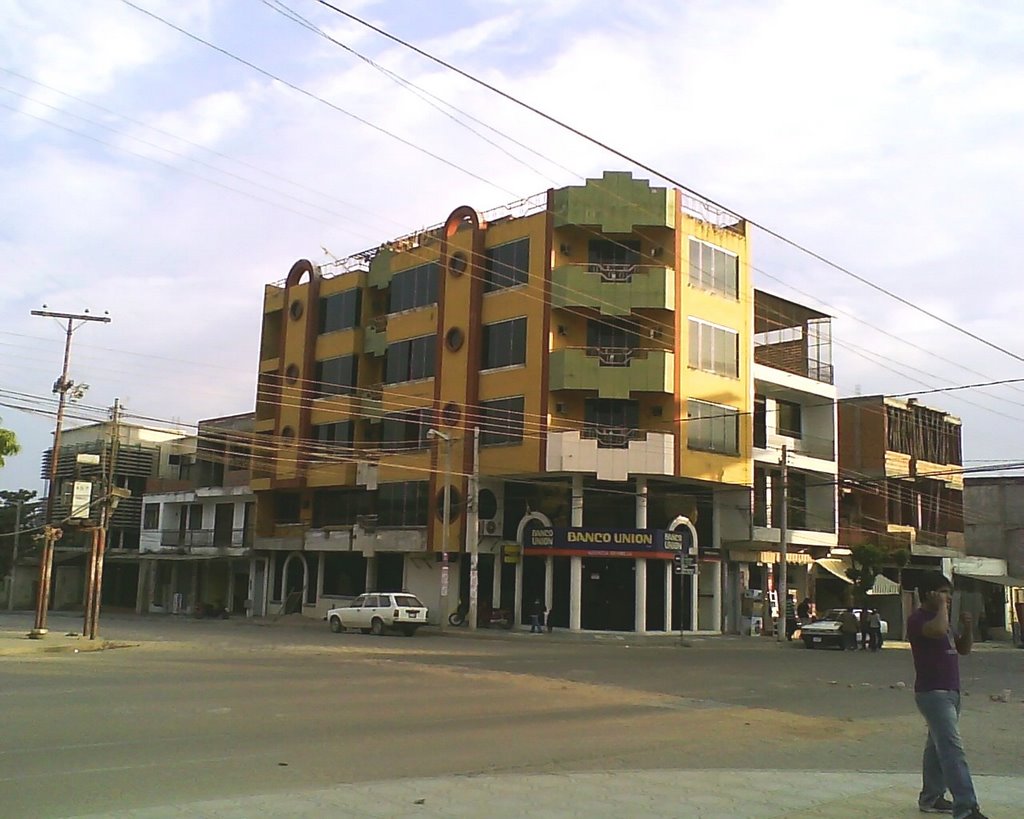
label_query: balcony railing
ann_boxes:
[587,262,638,282]
[580,426,646,449]
[585,346,650,366]
[158,527,254,549]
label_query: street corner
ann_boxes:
[0,629,138,657]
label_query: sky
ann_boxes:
[1,0,1023,492]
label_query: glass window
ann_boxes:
[389,262,439,312]
[384,336,435,383]
[188,504,203,530]
[316,355,358,397]
[376,481,429,526]
[583,399,640,448]
[381,409,431,450]
[312,422,354,456]
[688,238,738,298]
[484,238,530,291]
[312,488,365,527]
[688,319,738,377]
[587,317,638,350]
[319,289,361,334]
[322,553,366,596]
[143,503,159,530]
[776,400,802,438]
[481,317,527,370]
[479,397,525,446]
[587,239,640,268]
[686,399,739,454]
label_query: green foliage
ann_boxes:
[0,424,19,468]
[845,543,890,606]
[1,489,41,576]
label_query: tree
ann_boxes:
[846,543,909,606]
[0,489,41,577]
[0,423,18,468]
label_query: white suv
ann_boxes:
[327,592,428,637]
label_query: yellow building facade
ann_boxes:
[253,172,752,632]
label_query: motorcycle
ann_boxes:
[448,602,513,629]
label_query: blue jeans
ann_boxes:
[914,690,978,818]
[529,615,542,633]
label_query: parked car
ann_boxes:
[327,592,428,637]
[800,608,889,650]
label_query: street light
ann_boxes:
[427,429,452,627]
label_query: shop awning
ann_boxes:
[814,557,853,584]
[955,572,1024,588]
[867,575,901,595]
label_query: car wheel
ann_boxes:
[370,618,385,636]
[329,616,342,634]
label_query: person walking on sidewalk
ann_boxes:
[868,609,883,652]
[908,572,987,819]
[528,599,544,634]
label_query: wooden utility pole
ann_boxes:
[30,309,110,639]
[85,400,121,640]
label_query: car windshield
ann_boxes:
[393,595,424,608]
[821,609,846,621]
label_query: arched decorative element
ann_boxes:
[280,551,309,608]
[516,511,553,545]
[285,259,320,288]
[441,401,462,427]
[443,206,483,239]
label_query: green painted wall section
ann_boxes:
[368,247,394,289]
[551,171,675,232]
[551,265,675,315]
[364,326,387,356]
[549,349,675,398]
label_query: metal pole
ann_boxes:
[30,309,109,638]
[776,445,789,643]
[467,427,479,630]
[7,500,21,611]
[83,527,99,638]
[88,399,120,640]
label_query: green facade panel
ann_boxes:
[551,171,675,233]
[367,247,394,289]
[551,265,675,315]
[549,349,674,398]
[364,325,387,357]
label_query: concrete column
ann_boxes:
[135,560,149,615]
[365,556,377,592]
[190,561,199,614]
[635,477,648,528]
[170,563,180,613]
[317,552,325,604]
[514,558,523,627]
[544,556,553,613]
[492,552,502,609]
[664,561,673,631]
[689,570,699,633]
[226,561,234,616]
[570,556,582,632]
[634,558,647,633]
[711,560,722,633]
[570,474,584,632]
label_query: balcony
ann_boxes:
[551,264,674,315]
[546,430,674,482]
[354,384,384,421]
[549,348,674,398]
[157,527,254,551]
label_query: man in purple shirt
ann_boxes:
[907,573,987,818]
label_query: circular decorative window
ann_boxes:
[441,401,461,427]
[448,251,467,277]
[281,425,295,440]
[289,300,304,320]
[435,487,463,522]
[477,488,498,521]
[445,326,465,352]
[284,364,300,384]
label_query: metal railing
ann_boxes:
[580,426,646,449]
[157,527,253,549]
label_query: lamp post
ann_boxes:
[427,429,452,627]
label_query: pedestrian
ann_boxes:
[907,572,986,818]
[785,594,798,640]
[528,599,543,633]
[545,602,553,633]
[868,609,883,652]
[796,596,811,621]
[859,608,871,650]
[839,608,858,650]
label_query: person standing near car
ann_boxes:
[907,572,986,819]
[859,607,871,650]
[528,599,544,633]
[839,608,859,650]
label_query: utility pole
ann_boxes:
[427,429,452,629]
[30,309,110,639]
[776,445,789,644]
[6,499,22,611]
[466,427,480,630]
[86,400,121,640]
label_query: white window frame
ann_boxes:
[688,318,739,378]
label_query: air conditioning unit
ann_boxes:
[478,519,499,537]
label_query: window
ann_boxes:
[688,238,738,298]
[389,262,438,312]
[688,319,738,377]
[687,399,739,454]
[376,481,429,526]
[316,355,358,397]
[313,421,354,452]
[584,398,640,448]
[481,317,527,370]
[479,397,525,446]
[274,492,301,524]
[588,238,640,267]
[187,504,203,530]
[321,552,366,596]
[587,317,638,350]
[143,503,159,530]
[384,336,435,384]
[484,238,529,291]
[753,395,767,448]
[381,409,432,450]
[312,489,366,527]
[319,289,361,333]
[776,400,802,438]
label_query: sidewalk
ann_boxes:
[78,769,1024,818]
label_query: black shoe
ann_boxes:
[963,809,989,819]
[919,795,953,813]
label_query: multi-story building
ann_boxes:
[139,413,257,617]
[721,291,838,633]
[37,420,188,610]
[252,171,754,632]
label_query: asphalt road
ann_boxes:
[1,613,1020,818]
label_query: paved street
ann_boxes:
[1,612,1021,818]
